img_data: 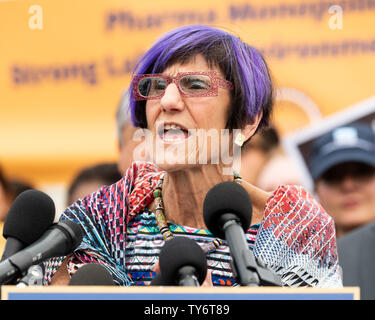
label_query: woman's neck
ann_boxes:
[157,164,271,229]
[161,165,229,229]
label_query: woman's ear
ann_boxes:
[236,111,263,146]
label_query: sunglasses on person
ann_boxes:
[320,162,375,184]
[132,71,233,101]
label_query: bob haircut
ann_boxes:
[129,25,274,132]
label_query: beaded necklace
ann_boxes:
[153,171,243,254]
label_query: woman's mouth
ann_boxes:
[157,123,190,143]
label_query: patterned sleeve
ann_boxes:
[253,185,343,288]
[42,161,161,286]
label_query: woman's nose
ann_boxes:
[160,83,185,113]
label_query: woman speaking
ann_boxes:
[44,25,342,288]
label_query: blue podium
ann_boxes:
[1,286,360,300]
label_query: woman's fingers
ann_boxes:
[201,269,213,287]
[151,260,160,273]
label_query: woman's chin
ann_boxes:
[155,160,198,173]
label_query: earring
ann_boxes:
[234,133,246,147]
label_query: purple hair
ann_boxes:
[129,25,273,131]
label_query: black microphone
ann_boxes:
[203,181,282,287]
[69,263,114,286]
[0,219,83,285]
[151,237,207,286]
[1,189,55,261]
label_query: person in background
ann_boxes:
[255,150,303,192]
[67,163,122,205]
[116,90,147,175]
[8,179,35,197]
[310,122,375,299]
[337,219,375,299]
[240,126,280,185]
[240,125,302,192]
[309,122,375,239]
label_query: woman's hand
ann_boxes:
[151,260,213,287]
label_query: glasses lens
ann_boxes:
[138,77,166,98]
[179,74,211,95]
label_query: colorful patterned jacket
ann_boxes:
[42,161,342,287]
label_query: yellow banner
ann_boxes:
[1,0,375,185]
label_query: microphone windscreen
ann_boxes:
[3,189,55,244]
[69,263,114,286]
[203,181,252,239]
[159,237,207,285]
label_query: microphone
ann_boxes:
[203,181,282,287]
[69,263,114,286]
[0,219,83,285]
[1,189,55,261]
[151,237,207,286]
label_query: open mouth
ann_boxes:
[157,122,190,143]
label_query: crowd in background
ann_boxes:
[1,88,375,298]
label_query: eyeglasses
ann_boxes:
[132,71,233,101]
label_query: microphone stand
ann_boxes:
[0,265,42,300]
[16,265,44,287]
[224,220,282,287]
[232,247,283,287]
[177,266,200,286]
